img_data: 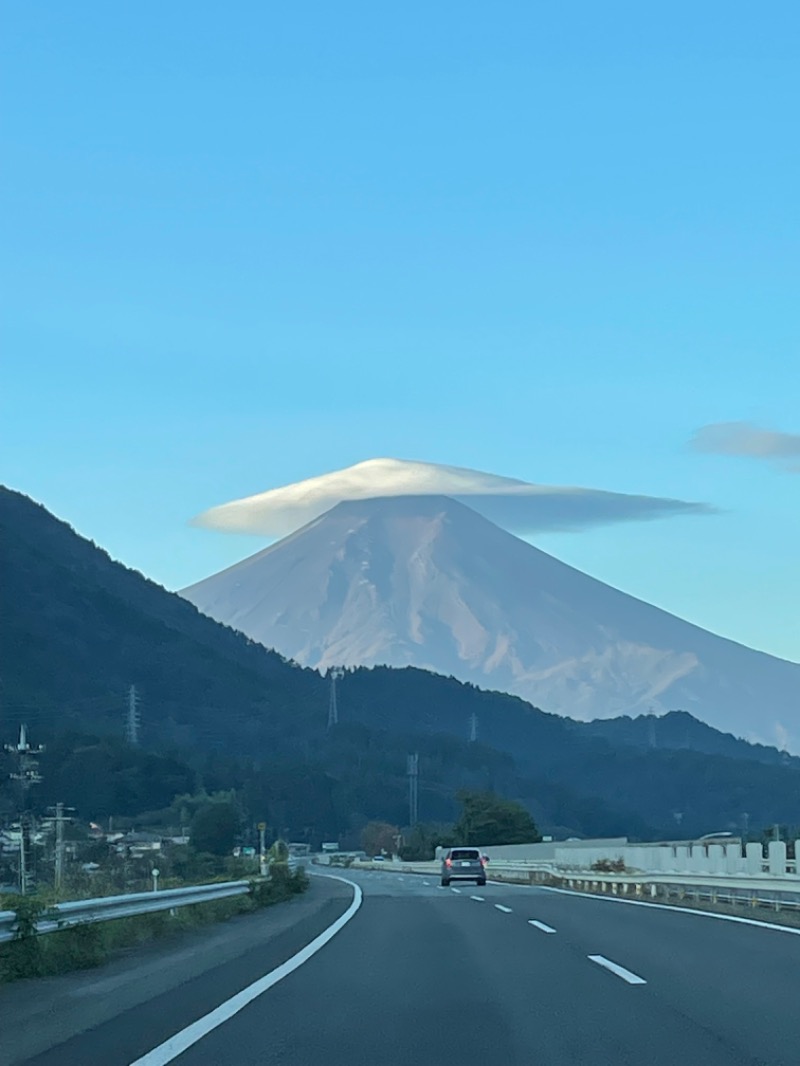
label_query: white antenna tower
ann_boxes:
[125,684,141,746]
[648,716,657,749]
[6,724,45,895]
[327,668,344,730]
[468,713,478,743]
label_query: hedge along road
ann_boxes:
[10,868,800,1066]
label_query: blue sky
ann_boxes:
[2,3,798,661]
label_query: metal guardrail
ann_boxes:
[0,880,251,944]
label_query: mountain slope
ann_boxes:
[5,484,800,839]
[580,710,800,769]
[182,495,800,748]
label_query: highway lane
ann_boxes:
[12,868,800,1065]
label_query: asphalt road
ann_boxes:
[6,868,800,1065]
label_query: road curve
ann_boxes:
[6,868,800,1066]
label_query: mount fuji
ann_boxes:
[181,494,800,748]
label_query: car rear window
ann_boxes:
[450,849,480,860]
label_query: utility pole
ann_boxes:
[258,821,267,876]
[327,668,343,731]
[49,802,74,897]
[468,713,478,743]
[125,684,141,746]
[407,753,419,827]
[5,724,45,895]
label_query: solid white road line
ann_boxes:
[588,954,647,985]
[470,895,485,902]
[129,876,363,1066]
[540,885,800,937]
[528,920,556,933]
[451,887,461,894]
[495,904,513,913]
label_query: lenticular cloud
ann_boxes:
[190,458,712,538]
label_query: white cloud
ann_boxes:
[191,458,712,537]
[691,422,800,470]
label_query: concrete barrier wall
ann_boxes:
[441,839,628,863]
[433,837,799,878]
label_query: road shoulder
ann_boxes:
[0,874,352,1066]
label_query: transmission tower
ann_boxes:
[327,668,344,730]
[468,713,478,743]
[125,684,141,745]
[5,724,45,895]
[407,753,419,827]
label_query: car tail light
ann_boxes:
[481,856,488,866]
[445,858,452,867]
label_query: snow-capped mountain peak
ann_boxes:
[181,494,800,748]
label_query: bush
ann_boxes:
[290,866,309,894]
[591,858,626,873]
[0,896,47,981]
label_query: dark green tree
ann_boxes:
[190,801,240,856]
[453,790,540,846]
[361,820,399,857]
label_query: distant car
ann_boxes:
[441,847,486,886]
[373,855,386,862]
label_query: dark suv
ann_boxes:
[441,847,486,886]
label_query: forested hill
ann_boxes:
[0,485,322,751]
[3,484,800,840]
[577,710,800,769]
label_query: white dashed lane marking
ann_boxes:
[470,895,485,902]
[494,904,513,913]
[451,887,461,894]
[588,955,647,985]
[528,920,556,934]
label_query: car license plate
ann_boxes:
[461,861,471,866]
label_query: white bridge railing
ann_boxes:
[352,851,800,911]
